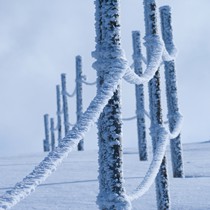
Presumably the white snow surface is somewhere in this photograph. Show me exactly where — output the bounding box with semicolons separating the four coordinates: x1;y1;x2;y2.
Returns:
0;142;210;210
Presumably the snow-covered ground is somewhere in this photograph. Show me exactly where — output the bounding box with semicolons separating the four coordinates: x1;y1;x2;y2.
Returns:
0;141;209;210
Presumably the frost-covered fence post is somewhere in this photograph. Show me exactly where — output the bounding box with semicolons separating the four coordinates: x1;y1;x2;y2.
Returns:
61;73;70;136
132;31;148;161
43;114;50;152
50;118;55;151
76;55;84;151
56;85;62;143
160;6;184;178
144;0;170;209
93;0;131;209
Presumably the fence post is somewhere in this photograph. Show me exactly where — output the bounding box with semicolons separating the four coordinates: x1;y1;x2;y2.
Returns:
132;31;148;161
43;114;50;152
160;6;184;178
56;85;62;143
76;55;84;151
50;118;55;151
94;0;131;209
61;74;70;136
143;0;170;209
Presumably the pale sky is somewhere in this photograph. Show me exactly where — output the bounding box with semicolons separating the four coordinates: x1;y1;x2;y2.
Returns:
0;0;210;156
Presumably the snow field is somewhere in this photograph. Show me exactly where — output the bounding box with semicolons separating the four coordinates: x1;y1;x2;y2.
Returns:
0;142;209;210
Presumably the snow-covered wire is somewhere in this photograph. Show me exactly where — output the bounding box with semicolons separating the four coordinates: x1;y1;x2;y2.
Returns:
68;122;75;127
77;75;97;86
0;48;128;210
132;54;147;66
130;63;134;69
122;115;137;121
0;25;180;210
127;114;182;201
123;35;177;86
82;80;97;86
141;54;147;65
122;109;149;121
126;113;182;201
128;126;168;201
144;109;151;119
123;35;164;85
62;87;76;98
167;112;183;139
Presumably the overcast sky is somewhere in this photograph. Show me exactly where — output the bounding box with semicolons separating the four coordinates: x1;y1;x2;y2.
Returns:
0;0;210;156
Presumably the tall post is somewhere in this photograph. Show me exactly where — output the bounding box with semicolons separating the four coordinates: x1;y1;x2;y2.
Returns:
76;55;84;151
143;0;170;209
61;73;70;136
50;118;55;151
56;85;62;143
160;6;184;178
94;0;131;209
43;114;50;152
132;31;148;161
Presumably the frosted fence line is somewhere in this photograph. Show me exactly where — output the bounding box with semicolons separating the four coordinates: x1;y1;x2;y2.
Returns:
0;38;177;209
0;49;128;209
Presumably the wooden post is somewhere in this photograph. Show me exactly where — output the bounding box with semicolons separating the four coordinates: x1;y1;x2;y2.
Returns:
50;118;55;151
43;114;50;152
61;74;70;136
160;6;184;178
76;55;84;151
132;31;148;161
56;85;62;143
94;0;131;209
143;0;170;209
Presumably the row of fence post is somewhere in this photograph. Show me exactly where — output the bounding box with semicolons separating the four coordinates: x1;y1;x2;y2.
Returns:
42;10;183;182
